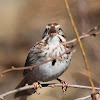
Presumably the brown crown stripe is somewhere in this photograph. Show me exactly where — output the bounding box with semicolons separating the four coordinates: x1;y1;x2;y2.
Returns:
47;23;59;27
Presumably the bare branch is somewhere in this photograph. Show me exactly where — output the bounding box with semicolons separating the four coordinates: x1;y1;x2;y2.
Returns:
0;83;100;99
63;24;100;50
75;91;100;100
0;49;74;77
0;30;100;77
64;31;100;45
86;24;100;34
75;95;91;100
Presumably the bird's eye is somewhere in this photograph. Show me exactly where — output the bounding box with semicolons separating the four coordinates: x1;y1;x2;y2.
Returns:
59;28;61;30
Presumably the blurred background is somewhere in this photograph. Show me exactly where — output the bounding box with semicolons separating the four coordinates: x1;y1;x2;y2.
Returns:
0;0;100;100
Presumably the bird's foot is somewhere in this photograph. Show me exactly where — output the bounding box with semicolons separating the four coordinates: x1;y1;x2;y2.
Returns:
33;82;42;94
57;78;68;93
61;81;68;93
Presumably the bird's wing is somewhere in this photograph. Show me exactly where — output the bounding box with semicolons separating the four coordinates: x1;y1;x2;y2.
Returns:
23;41;44;76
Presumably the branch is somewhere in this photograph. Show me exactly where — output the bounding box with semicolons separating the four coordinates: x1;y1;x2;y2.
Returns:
64;24;100;49
75;95;91;100
86;24;100;34
0;83;100;99
64;31;100;45
75;91;100;100
0;49;74;77
0;30;100;77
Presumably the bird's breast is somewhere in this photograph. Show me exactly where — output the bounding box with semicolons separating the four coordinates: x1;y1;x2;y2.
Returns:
32;43;71;82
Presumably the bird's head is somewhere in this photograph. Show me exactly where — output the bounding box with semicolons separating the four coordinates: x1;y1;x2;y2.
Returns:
42;23;66;42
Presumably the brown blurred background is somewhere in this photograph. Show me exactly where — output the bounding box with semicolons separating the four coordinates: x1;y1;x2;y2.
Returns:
0;0;100;100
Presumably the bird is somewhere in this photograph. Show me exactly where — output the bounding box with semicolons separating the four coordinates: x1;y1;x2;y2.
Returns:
14;23;71;100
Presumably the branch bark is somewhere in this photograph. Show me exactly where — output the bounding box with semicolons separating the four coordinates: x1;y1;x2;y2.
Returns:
0;83;100;100
75;91;100;100
0;30;100;77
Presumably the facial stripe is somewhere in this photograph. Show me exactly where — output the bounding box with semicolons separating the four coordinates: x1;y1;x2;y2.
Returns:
55;24;61;28
46;25;50;29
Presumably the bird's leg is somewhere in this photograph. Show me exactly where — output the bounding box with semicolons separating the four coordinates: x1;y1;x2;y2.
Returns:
57;78;68;93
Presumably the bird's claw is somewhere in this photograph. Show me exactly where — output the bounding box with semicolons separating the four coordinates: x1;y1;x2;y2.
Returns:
57;78;68;93
61;81;68;93
33;82;42;91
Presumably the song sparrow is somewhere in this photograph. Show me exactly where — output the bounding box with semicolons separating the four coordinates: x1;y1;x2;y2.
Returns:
14;23;71;100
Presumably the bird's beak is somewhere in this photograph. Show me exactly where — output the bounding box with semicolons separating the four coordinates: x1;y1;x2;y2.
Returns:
48;26;57;34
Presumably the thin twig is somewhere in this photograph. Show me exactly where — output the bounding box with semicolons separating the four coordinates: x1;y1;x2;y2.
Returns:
63;31;100;45
75;95;91;100
0;83;100;99
86;24;100;34
64;0;95;92
0;31;100;77
75;91;100;100
0;49;74;77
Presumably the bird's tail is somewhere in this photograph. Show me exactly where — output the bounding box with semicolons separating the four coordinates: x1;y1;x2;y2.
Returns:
14;75;35;100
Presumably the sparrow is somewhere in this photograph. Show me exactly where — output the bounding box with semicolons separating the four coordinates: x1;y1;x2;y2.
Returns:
14;23;71;100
